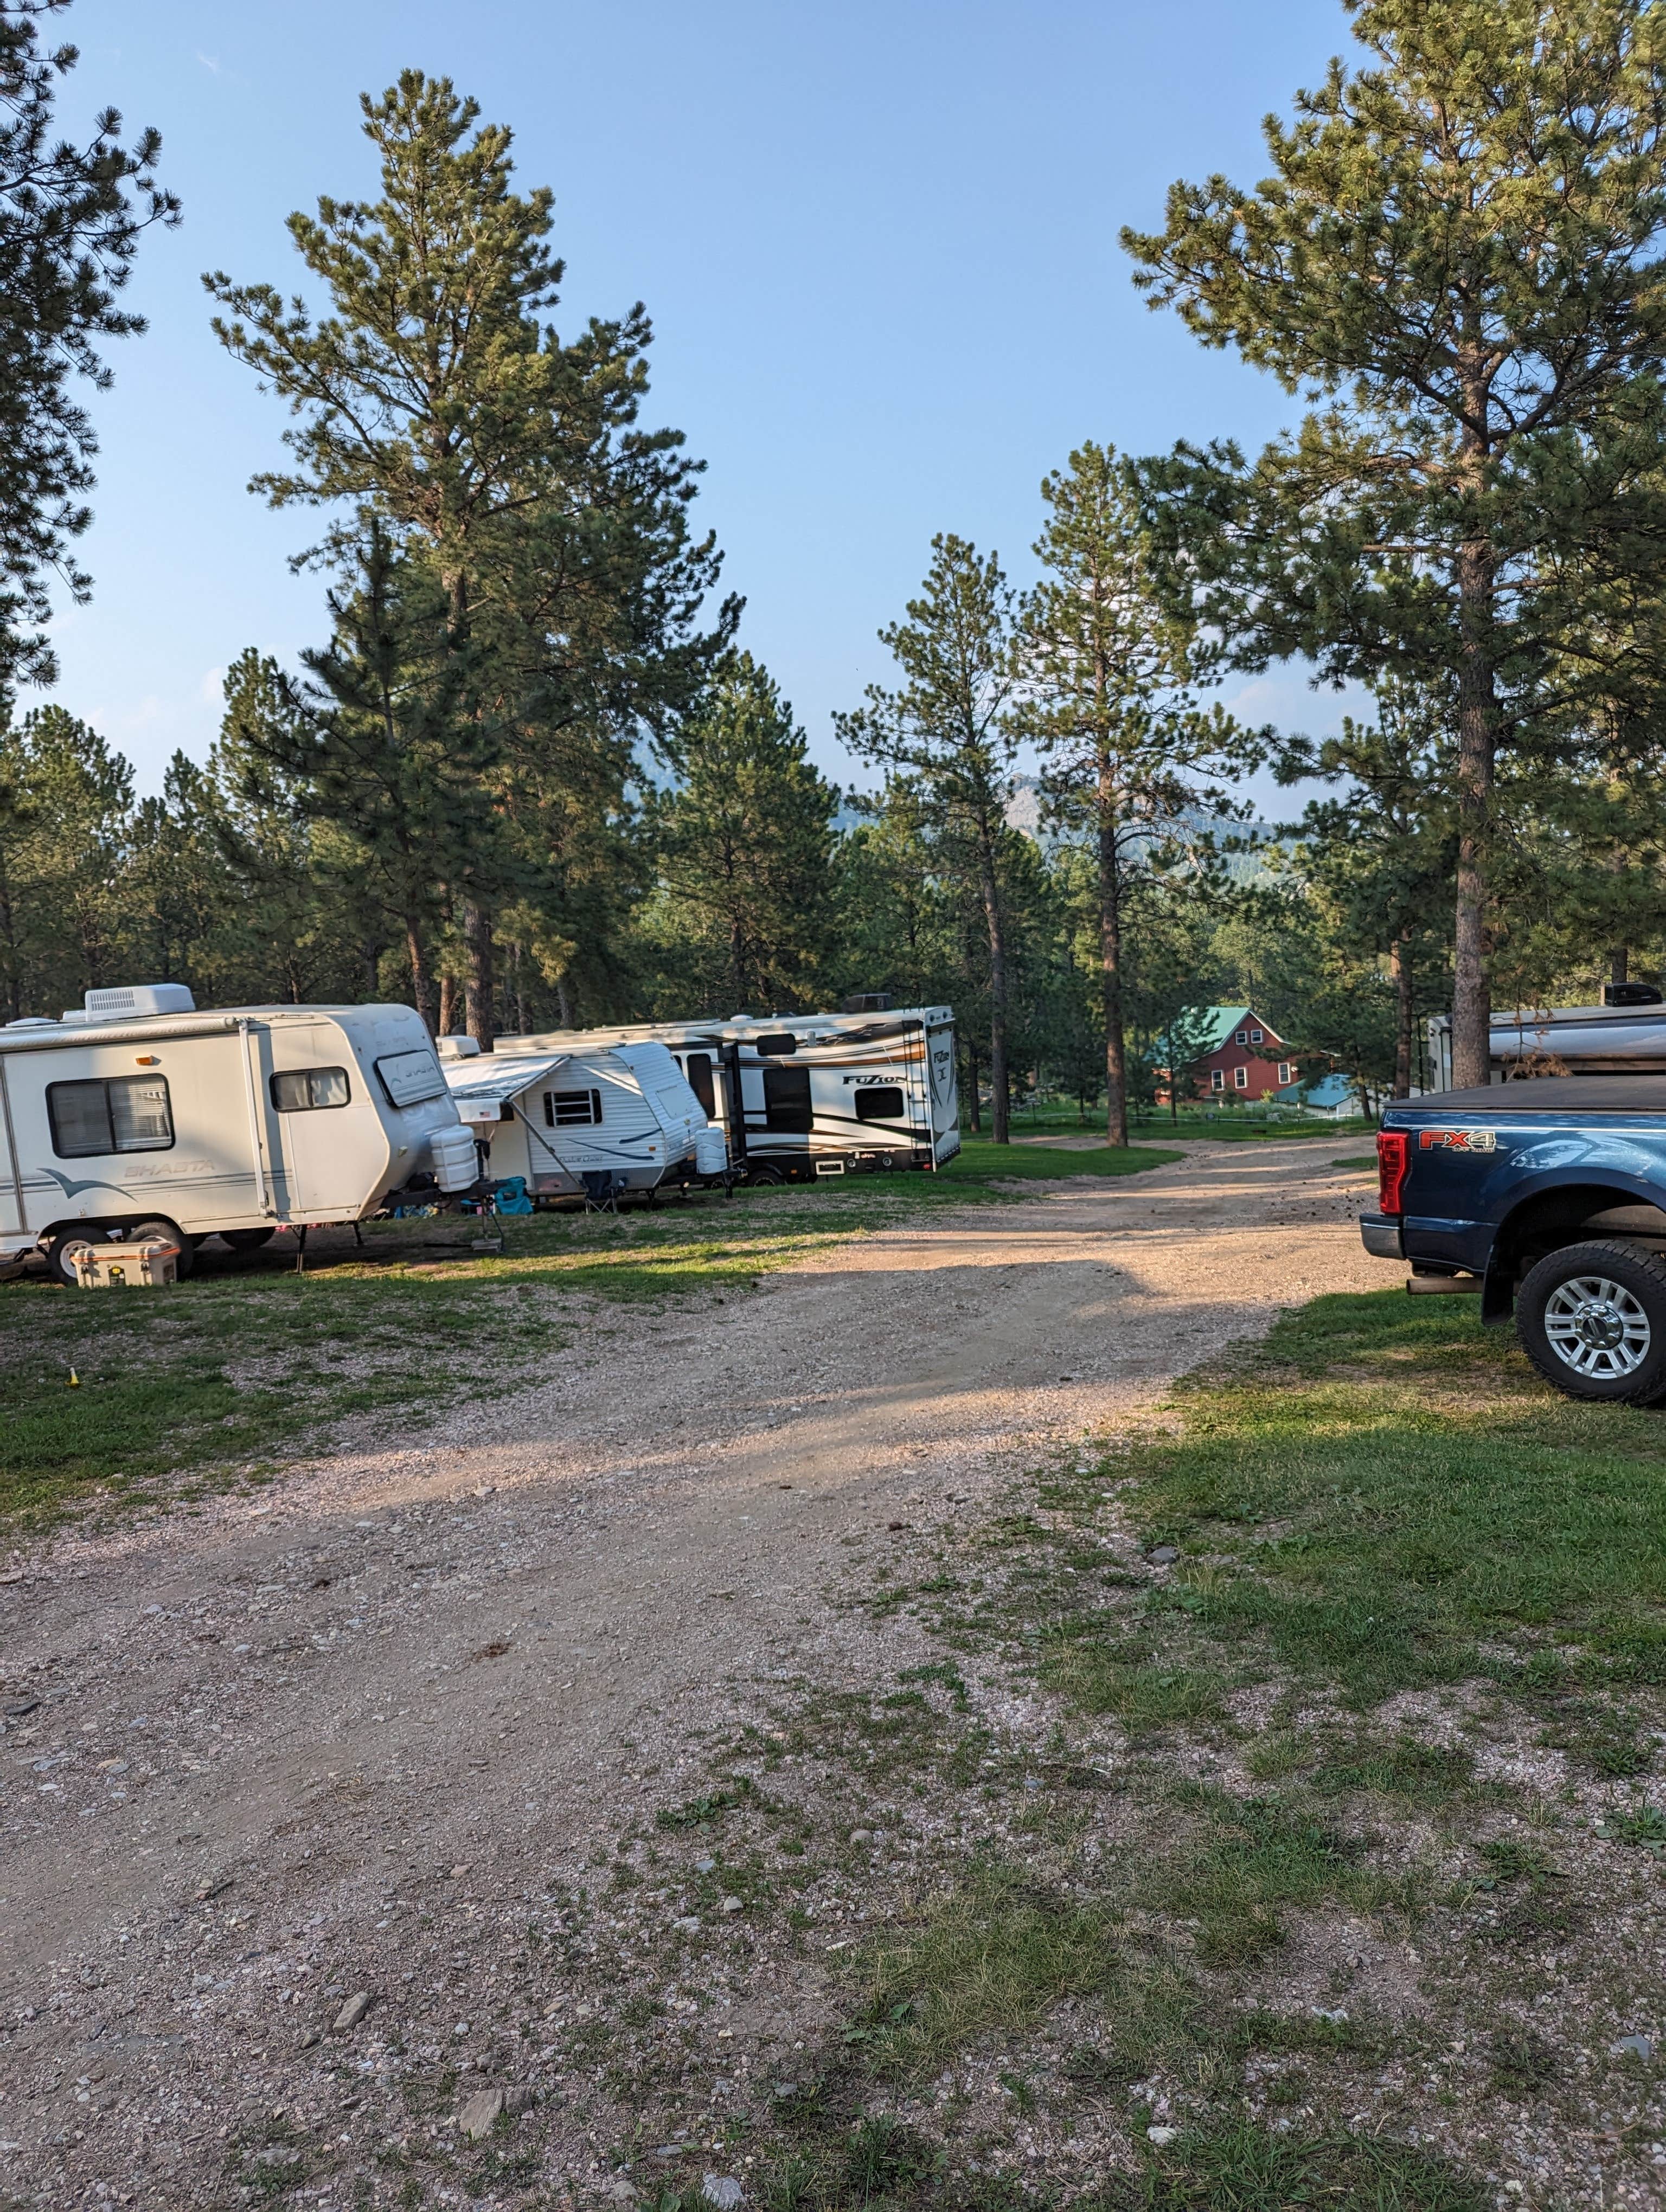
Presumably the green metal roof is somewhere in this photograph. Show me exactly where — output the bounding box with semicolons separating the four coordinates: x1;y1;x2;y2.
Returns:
1187;1006;1253;1052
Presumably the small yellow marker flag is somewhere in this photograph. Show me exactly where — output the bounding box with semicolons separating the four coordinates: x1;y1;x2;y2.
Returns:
67;1368;79;1387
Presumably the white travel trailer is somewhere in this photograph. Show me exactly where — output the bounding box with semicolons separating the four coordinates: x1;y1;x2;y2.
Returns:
0;985;478;1282
505;1007;960;1183
439;1036;726;1201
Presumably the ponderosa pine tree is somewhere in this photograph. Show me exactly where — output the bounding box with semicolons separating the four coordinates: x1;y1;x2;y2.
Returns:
205;72;732;1043
653;651;839;1014
1279;680;1456;1097
1124;0;1666;1086
1020;442;1257;1143
0;0;177;686
216;536;486;1036
837;536;1021;1141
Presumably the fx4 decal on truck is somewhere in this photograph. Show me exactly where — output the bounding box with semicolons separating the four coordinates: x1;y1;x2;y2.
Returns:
1418;1128;1497;1152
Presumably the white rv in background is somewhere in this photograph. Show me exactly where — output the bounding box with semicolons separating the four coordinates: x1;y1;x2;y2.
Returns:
505;1007;959;1182
0;985;477;1282
439;1036;725;1199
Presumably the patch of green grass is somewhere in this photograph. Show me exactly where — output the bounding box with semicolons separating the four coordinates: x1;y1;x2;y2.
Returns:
1330;1154;1378;1169
1149;1786;1403;1968
855;1864;1121;2072
1107;1292;1666;1707
1138;2121;1485;2211
1038;1624;1226;1736
1247;1729;1476;1804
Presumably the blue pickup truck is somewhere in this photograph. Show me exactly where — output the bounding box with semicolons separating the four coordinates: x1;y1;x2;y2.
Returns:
1361;1077;1666;1404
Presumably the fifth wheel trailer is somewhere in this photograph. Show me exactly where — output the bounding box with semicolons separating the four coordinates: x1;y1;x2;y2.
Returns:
499;1008;960;1182
0;985;478;1282
1426;997;1666;1086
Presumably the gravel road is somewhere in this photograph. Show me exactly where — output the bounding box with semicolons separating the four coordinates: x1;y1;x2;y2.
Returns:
0;1139;1381;2205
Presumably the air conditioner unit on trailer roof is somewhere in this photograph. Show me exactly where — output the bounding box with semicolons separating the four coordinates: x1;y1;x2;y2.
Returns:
79;983;197;1021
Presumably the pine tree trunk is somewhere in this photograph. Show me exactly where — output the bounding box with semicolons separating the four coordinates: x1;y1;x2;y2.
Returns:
405;918;435;1035
1392;934;1414;1099
1098;798;1127;1147
966;1045;982;1132
438;974;457;1037
1452;486;1496;1089
0;848;17;1024
978;828;1010;1144
1612;946;1630;988
555;973;573;1027
464;902;495;1049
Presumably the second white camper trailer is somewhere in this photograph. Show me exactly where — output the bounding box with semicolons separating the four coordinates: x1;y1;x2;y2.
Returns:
502;1007;959;1183
0;986;478;1281
439;1036;724;1200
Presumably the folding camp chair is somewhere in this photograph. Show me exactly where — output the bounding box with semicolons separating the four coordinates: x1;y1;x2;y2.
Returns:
580;1170;629;1214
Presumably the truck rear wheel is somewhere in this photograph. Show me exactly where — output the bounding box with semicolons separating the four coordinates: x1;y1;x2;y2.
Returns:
1516;1239;1666;1404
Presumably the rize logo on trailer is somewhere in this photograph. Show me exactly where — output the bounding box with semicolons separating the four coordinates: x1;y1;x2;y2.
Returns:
1418;1128;1497;1152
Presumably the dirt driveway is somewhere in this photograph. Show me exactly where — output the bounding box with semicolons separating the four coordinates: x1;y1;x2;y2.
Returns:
0;1140;1381;2203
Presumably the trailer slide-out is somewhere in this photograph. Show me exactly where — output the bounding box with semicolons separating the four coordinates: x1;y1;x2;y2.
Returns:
502;1008;959;1183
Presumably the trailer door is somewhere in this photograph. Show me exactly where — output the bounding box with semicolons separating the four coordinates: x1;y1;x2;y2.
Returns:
269;1023;366;1218
0;1055;23;1236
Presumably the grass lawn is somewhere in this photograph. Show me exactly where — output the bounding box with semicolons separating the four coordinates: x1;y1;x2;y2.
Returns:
0;1135;1180;1532
671;1290;1666;2205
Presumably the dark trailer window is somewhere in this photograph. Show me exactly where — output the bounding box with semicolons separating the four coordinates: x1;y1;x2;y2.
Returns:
544;1089;603;1127
684;1051;716;1117
854;1085;906;1123
762;1065;812;1132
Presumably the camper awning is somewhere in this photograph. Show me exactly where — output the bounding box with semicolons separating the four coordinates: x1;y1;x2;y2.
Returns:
444;1054;568;1115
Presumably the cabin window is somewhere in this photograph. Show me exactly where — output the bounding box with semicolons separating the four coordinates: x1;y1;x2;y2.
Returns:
762;1064;813;1131
270;1067;350;1112
1277;1062;1292;1085
1250;1027;1264;1044
1233;1065;1249;1090
375;1049;445;1107
684;1051;716;1117
1210;1068;1225;1091
543;1088;603;1127
1234;1029;1248;1045
48;1074;174;1157
854;1085;905;1123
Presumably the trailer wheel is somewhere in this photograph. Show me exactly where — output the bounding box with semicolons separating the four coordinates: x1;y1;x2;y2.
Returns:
128;1217;194;1279
46;1227;101;1286
746;1163;784;1187
1517;1239;1666;1404
220;1226;275;1256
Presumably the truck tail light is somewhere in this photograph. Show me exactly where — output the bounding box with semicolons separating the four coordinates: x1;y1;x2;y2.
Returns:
1377;1129;1408;1214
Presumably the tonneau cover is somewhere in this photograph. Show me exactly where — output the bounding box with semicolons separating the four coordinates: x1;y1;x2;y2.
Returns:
1391;1077;1666;1116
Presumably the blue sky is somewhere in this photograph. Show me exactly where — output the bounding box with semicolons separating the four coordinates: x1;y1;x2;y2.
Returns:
47;0;1363;808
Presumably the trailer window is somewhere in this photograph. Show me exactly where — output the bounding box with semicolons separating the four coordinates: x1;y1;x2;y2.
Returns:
270;1067;350;1112
854;1084;905;1122
762;1065;813;1131
684;1051;716;1117
543;1089;603;1127
375;1049;445;1107
48;1074;174;1158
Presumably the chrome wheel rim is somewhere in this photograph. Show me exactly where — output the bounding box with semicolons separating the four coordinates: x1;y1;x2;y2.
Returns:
1542;1275;1651;1378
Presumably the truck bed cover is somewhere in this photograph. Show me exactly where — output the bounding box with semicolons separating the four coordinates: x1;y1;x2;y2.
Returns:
1397;1078;1666;1115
